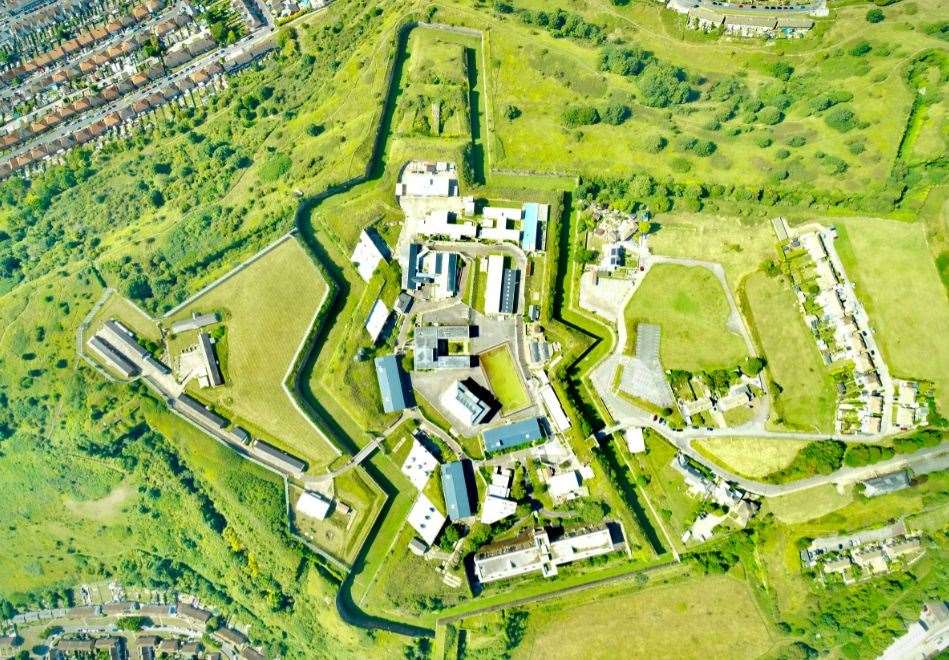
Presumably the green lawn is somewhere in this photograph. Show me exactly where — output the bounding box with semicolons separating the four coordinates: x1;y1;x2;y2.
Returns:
835;217;949;412
694;437;808;479
166;237;337;472
743;271;837;432
511;575;774;660
480;344;530;413
624;264;747;371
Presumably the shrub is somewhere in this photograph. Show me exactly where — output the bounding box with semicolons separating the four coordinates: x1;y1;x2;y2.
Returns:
562;105;601;127
645;134;668;153
786;135;807;147
866;8;884;23
670;157;692;173
824;106;858;132
775;148;790;159
754;134;773;148
677;135;716;156
638;62;693;108
599;44;652;76
849;40;872;56
770;61;794;81
602;102;632;125
758;107;784;125
494;0;513;13
504;104;521;120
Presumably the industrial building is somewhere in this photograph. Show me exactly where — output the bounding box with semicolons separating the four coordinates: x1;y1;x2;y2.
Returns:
395;161;457;197
197;332;223;387
442;380;491;426
473;524;627;583
482;417;544;453
520;202;547;252
441;460;475;521
170;312;219;334
87;335;139;378
253;440;306;476
296;491;332;520
400;438;439;490
174;394;228;429
413;325;471;370
374;355;412;413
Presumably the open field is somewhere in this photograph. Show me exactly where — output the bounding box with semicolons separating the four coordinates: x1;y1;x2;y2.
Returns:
512;574;774;660
742;271;837;432
167;237;335;471
694;437;808;479
764;484;855;525
624;264;747;371
480;344;530;413
834;217;949;412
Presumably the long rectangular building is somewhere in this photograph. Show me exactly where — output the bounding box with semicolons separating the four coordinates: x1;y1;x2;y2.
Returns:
253;440;306;475
198;332;223;387
103;319;150;359
482;417;544;453
88;335;139;378
174;394;227;429
170;312;219;334
441;460;474;521
484;255;504;315
375;355;412;413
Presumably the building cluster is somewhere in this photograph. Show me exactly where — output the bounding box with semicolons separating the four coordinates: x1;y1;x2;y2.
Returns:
801;519;924;584
472;524;629;584
0;0;278;180
3;594;264;660
672;453;759;542
666;0;816;38
787;227;927;436
85;316;309;479
880;600;949;660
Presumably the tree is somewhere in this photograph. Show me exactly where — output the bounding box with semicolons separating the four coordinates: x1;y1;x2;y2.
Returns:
770;61;794;81
644;134;667;153
602;102;632;125
638;63;692;108
125;276;153;300
116;616;152;631
562;105;601;127
866;8;884;22
504;104;521;120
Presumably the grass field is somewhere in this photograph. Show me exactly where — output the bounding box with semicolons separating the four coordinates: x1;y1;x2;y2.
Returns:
764;484;855;525
624;264;747;371
512;575;774;660
167;237;336;471
694;437;808;479
480;344;530;413
835;217;949;412
742;271;837;432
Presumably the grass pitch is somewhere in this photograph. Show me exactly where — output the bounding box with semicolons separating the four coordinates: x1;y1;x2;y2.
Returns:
480;344;530;413
167;237;336;471
624;263;747;371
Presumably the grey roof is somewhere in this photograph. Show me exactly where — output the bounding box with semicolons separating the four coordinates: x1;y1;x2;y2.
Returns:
232;426;251;443
402;243;422;290
413;326;471;370
375;355;411;412
174;395;228;429
198;332;223;386
453;381;490;424
500;268;519;314
394;292;413;314
177;602;211;622
483;417;544;453
241;648;266;660
441;460;474;520
170;312;219;334
253;441;306;475
88;335;139;378
862;471;911;497
104;319;150;358
215;628;248;646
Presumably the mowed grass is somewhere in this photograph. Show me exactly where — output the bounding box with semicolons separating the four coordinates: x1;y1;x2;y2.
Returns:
694;437;807;478
513;575;773;660
624;264;747;371
480;344;530;413
743;271;836;432
167;237;336;471
834;217;949;412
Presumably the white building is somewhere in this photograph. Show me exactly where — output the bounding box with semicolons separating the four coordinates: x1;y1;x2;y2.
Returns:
407;493;446;546
547;470;583;501
365;299;390;343
395;161;456;197
481;495;517;525
539;383;571;433
296;491;332;520
625;426;645;454
350;230;388;282
418;210;476;240
401;439;439;491
484;254;504;315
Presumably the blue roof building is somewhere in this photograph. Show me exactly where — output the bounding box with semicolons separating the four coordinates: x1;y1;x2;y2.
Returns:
374;355;411;413
483;417;544;453
520;202;546;252
441;460;474;521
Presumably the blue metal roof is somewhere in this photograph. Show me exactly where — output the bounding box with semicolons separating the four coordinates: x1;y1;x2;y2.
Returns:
441;460;474;520
521;203;540;252
374;355;410;413
482;417;544;453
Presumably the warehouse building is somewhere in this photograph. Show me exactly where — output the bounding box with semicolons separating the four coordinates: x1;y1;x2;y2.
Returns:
442;460;475;521
198;332;223;387
296;491;332;519
413;325;471;370
87;335;139;378
170;312;219;334
253;440;306;476
174;394;227;429
482;417;544;453
374;355;413;413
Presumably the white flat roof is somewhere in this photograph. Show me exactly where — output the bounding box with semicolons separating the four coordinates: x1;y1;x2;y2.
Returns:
484;255;504;315
540;384;571;433
548;471;581;499
407;493;446;546
351;230;386;282
296;491;331;520
625;426;645;454
480;495;517;525
365;299;389;343
400;440;439;491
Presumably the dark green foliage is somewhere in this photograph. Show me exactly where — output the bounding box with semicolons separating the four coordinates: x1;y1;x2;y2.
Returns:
924;21;949;41
677;135;717;157
893;429;943;453
645;134;668;153
742;356;766;376
125;275;153;301
259;153;292;182
518;8;605;44
562;105;601;127
849;40;872;57
638;62;693;107
866;8;885;23
759;107;784;125
825;106;858;132
787;135;807;147
843;443;895;467
808;90;854;113
755;134;773;148
766;441;846;482
599;45;653;76
770;61;794;81
306;123;325;136
504;104;521;120
116;616;152;631
494;0;514;13
602;102;632;125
